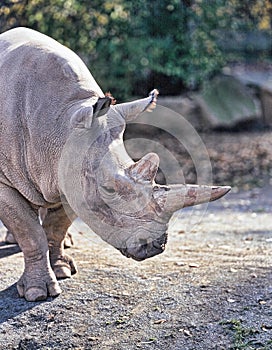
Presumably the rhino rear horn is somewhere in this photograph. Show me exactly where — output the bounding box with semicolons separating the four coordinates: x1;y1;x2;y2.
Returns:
128;153;159;182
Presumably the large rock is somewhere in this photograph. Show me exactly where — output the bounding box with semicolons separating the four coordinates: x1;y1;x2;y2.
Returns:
228;64;272;126
260;87;272;125
195;75;260;128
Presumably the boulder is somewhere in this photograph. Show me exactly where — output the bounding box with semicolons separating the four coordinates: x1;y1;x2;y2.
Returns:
224;63;272;125
195;75;260;129
260;87;272;125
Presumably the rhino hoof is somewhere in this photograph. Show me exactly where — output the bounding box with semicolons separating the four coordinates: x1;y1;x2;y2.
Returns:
25;287;48;302
17;278;61;301
51;254;77;279
54;265;72;279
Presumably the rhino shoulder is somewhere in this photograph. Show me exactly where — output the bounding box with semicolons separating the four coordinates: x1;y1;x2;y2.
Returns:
0;27;104;98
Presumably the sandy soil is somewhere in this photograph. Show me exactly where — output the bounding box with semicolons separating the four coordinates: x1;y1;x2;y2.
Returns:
0;132;272;350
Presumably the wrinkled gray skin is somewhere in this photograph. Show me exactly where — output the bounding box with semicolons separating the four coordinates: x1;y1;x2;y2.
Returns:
0;28;230;301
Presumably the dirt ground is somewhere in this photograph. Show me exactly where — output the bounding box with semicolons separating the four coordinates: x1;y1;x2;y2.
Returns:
1;131;272;350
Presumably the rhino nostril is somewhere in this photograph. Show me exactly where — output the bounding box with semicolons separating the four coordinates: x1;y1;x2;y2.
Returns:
151;234;167;250
139;238;148;246
152;240;163;249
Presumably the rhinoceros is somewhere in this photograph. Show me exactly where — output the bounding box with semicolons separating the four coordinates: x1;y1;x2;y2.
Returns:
0;27;230;301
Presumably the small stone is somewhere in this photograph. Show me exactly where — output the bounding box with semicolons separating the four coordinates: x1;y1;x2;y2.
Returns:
121;291;130;296
88;337;97;341
227;298;236;303
178;230;185;234
243;236;253;241
154;319;167;324
179;329;192;337
189;263;200;268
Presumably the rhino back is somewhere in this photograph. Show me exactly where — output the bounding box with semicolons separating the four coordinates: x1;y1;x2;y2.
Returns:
0;27;103;205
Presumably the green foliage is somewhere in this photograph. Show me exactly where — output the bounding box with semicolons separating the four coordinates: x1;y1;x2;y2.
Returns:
0;0;271;99
220;319;272;350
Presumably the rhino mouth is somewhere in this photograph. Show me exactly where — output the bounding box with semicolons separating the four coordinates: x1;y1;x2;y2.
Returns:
119;232;168;261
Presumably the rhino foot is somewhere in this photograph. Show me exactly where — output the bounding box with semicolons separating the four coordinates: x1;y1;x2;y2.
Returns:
50;253;77;279
17;270;61;302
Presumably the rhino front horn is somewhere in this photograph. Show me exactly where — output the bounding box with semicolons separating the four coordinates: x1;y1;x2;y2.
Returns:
154;184;231;214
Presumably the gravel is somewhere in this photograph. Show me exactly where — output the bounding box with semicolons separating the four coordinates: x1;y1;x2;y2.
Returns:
1;130;272;350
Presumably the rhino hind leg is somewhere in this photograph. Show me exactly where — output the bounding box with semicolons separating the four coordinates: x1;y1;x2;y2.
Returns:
42;205;77;279
4;206;74;248
4;230;17;244
0;184;61;301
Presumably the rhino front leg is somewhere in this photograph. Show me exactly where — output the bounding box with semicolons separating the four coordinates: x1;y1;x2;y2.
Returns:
0;184;61;301
42;205;77;279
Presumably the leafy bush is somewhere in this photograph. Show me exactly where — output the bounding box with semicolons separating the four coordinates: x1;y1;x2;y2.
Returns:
0;0;271;99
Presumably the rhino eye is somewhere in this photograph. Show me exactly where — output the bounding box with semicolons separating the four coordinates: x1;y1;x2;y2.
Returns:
101;185;116;195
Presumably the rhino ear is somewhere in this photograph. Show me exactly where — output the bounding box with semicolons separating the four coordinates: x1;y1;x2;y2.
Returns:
70;96;98;130
70;96;113;129
70;104;94;129
128;153;159;182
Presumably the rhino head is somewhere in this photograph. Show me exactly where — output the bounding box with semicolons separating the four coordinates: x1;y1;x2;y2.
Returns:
59;90;230;261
